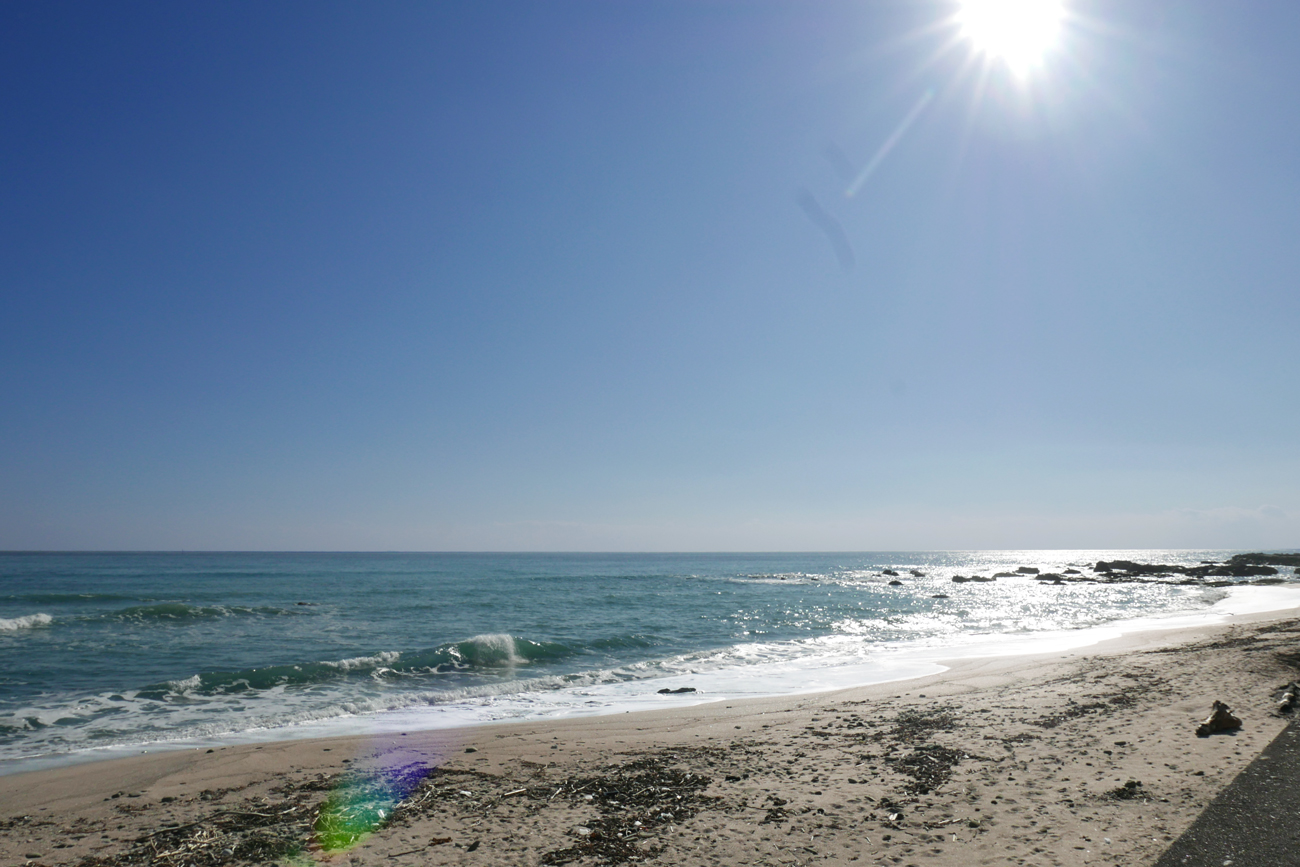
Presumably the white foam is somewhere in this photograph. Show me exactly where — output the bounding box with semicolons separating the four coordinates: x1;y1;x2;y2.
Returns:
166;674;203;691
0;613;52;631
329;651;402;670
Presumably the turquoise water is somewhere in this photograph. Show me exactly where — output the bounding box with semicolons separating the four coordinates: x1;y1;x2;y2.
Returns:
0;550;1289;771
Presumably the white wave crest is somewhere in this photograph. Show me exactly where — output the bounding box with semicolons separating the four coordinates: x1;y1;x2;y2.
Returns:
0;613;53;631
165;675;204;692
467;633;523;664
328;651;402;671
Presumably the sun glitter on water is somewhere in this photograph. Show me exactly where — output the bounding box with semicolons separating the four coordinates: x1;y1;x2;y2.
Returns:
957;0;1063;75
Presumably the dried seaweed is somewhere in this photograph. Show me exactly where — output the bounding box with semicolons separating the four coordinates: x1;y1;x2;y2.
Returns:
887;744;966;796
74;797;318;867
1105;780;1145;801
0;814;58;830
887;707;959;744
538;756;715;865
1031;699;1114;730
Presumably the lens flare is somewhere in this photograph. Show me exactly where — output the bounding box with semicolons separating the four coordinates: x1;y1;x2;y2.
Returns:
313;762;431;852
309;734;460;855
957;0;1063;74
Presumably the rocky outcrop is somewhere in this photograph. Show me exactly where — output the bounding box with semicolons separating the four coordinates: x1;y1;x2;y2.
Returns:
1094;560;1278;579
1229;552;1300;567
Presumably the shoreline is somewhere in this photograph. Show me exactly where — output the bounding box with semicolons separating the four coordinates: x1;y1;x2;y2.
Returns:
5;606;1300;865
6;582;1297;780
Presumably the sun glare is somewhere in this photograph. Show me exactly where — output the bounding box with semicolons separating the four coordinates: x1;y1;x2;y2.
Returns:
957;0;1063;75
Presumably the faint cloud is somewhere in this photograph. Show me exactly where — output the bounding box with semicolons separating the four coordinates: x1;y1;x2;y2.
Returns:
1175;505;1290;523
795;189;855;272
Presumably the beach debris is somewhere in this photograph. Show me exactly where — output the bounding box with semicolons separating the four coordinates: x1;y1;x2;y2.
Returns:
657;687;696;695
1276;682;1299;713
1105;780;1144;800
1195;701;1242;737
389;837;452;857
888;707;958;743
759;794;790;824
887;744;965;796
539;755;715;864
1032;693;1138;730
877;797;905;822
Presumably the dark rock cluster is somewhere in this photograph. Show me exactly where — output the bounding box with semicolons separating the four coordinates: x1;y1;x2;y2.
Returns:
1094;560;1278;578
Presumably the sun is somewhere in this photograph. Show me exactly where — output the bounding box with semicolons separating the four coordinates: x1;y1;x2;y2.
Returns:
957;0;1063;75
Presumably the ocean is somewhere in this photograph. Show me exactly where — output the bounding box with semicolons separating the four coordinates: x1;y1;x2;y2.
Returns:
2;550;1297;775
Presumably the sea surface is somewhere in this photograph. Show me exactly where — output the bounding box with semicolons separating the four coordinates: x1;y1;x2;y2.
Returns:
2;550;1298;774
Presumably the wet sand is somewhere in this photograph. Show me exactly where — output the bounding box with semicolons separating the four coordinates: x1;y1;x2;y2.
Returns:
4;610;1300;867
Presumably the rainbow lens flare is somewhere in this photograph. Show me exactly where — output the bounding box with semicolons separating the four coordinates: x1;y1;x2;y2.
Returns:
312;760;432;852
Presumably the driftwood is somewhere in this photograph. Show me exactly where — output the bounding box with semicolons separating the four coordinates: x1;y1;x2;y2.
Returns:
1195;700;1242;737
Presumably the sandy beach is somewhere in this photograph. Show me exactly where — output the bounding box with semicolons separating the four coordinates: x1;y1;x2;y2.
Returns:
4;610;1299;867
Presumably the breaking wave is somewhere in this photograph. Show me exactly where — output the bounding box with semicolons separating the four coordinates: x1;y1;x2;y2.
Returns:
0;613;52;632
137;634;576;699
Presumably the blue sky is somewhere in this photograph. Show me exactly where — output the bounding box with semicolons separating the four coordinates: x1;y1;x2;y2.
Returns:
2;1;1297;551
